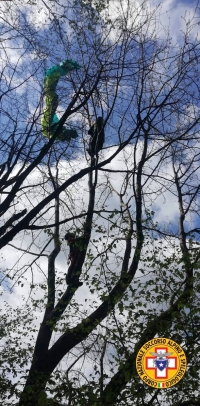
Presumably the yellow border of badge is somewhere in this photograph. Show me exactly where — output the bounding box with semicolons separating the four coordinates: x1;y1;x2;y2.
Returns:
136;338;187;388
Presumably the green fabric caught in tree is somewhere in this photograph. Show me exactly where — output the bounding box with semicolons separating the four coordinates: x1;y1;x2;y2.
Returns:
41;60;81;141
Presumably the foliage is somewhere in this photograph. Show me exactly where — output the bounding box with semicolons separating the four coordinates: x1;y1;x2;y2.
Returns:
0;0;200;405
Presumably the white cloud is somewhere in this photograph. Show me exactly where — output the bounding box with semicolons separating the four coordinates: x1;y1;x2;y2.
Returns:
0;142;199;402
103;0;199;45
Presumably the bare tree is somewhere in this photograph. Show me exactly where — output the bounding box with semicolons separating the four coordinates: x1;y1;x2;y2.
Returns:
0;1;200;405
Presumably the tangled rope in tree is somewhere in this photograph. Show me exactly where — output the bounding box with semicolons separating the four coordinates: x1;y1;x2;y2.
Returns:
41;60;81;141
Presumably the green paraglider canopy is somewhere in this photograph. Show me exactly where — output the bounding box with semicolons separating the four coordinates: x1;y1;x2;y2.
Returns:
41;60;81;141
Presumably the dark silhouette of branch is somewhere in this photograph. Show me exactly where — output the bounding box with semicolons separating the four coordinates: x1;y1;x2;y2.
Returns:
0;209;27;237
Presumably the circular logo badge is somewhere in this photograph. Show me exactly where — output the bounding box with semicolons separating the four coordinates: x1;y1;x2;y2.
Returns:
136;338;187;388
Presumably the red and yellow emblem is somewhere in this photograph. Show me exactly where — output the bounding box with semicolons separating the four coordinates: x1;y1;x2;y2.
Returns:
136;338;187;388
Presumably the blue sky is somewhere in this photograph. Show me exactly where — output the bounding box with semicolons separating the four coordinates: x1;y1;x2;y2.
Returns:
0;0;199;287
0;1;200;402
0;0;199;243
